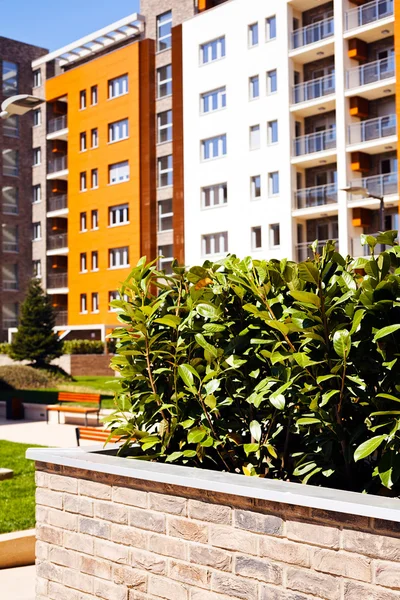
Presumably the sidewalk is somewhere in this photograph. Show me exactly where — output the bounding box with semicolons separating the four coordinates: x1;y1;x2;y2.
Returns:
0;417;100;448
0;565;35;600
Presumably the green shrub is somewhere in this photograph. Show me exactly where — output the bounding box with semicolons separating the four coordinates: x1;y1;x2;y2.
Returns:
0;366;53;390
0;342;10;355
62;340;104;355
107;233;400;496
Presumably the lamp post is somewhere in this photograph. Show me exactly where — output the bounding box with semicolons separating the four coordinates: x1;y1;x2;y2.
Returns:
1;94;45;119
341;184;385;252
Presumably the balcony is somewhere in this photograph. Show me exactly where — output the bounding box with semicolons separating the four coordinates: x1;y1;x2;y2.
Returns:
54;310;68;326
297;239;339;262
3;165;18;177
346;57;395;99
47;115;68;141
2;318;17;329
348;172;398;203
47;156;68;181
47;273;68;290
47;194;68;216
291;73;335;116
292;128;336;167
47;233;68;255
294;183;338;211
345;0;394;42
2;242;18;253
290;18;334;64
2;203;18;215
347;114;397;154
2;280;18;291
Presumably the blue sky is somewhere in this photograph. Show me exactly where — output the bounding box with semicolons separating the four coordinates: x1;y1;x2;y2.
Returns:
1;0;141;51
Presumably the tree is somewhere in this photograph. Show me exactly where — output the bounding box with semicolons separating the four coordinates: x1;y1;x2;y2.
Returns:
9;279;62;367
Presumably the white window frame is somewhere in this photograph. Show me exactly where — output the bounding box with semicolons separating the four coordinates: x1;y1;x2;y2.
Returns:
32;184;41;204
80;90;86;110
157;65;172;98
33;222;41;241
157;110;172;144
267;69;278;94
91;168;98;189
109;161;130;185
266;15;277;41
33;109;41;127
158;155;173;188
251;226;262;251
268;120;278;144
158;244;174;274
201;232;228;257
108;75;128;99
91;292;99;313
33;147;41;166
91;210;99;230
91;85;98;106
200;37;226;65
201;135;227;161
33;259;42;279
269;172;280;196
250;125;261;150
80;132;87;152
158;199;173;232
80;171;87;192
269;223;280;248
80;252;87;273
108;118;129;143
201;87;226;114
80;212;87;232
80;293;87;314
33;69;41;88
91;251;99;272
249;76;260;100
91;128;98;148
248;23;259;47
157;11;172;52
201;183;228;209
109;247;129;269
251;176;261;201
109;204;129;227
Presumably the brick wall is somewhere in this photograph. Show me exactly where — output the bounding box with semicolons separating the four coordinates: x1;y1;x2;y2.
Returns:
34;462;400;600
70;354;114;377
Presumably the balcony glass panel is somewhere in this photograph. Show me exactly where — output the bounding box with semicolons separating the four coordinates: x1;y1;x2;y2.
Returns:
48;233;68;250
48;115;67;133
48;195;67;212
54;310;68;326
297;239;338;262
294;128;336;157
348;114;396;145
48;156;67;173
347;56;395;89
293;73;335;104
345;0;394;31
350;172;398;199
291;18;334;50
48;273;68;288
295;183;337;209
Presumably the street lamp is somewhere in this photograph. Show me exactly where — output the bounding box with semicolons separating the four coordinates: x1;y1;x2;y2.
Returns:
341;184;385;252
0;94;45;119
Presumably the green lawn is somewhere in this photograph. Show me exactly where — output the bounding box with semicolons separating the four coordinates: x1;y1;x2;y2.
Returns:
0;440;44;534
70;376;115;393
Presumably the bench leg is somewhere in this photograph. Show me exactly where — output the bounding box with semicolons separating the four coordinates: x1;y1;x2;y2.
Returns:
58;411;60;424
97;411;100;425
85;414;88;427
46;410;48;424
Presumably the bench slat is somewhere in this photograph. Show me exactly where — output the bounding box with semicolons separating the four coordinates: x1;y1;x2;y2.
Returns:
76;426;121;444
47;406;99;414
58;392;100;403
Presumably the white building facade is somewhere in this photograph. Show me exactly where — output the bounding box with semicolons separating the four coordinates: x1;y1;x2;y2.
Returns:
182;0;398;265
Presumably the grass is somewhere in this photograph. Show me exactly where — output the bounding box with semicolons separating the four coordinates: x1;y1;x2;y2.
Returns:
69;376;115;393
0;440;44;534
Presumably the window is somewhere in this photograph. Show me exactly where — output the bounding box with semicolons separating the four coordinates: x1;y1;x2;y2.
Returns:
251;226;262;250
33;109;41;127
109;290;119;311
33;148;41;166
80;294;87;313
269;223;280;248
266;16;277;41
202;183;227;208
158;199;173;231
251;176;261;200
157;110;172;143
249;23;259;47
91;169;98;189
250;125;261;150
108;74;128;99
2;60;18;95
109;247;129;269
91;128;98;148
2;149;18;177
201;87;226;114
202;232;228;256
2;264;18;290
91;293;99;313
80;252;87;273
157;11;172;51
91;210;99;230
2;186;18;214
158;155;173;187
269;172;280;196
80;172;87;191
3;225;18;252
249;76;259;100
157;65;172;98
4;115;18;137
109;118;129;143
109;204;129;226
32;185;41;204
109;161;129;184
268;120;278;144
201;37;226;64
202;135;227;161
80;132;87;151
91;251;98;271
33;260;42;279
80;90;86;109
33;69;41;88
80;212;87;232
158;245;174;274
91;85;98;105
33;222;41;241
267;70;277;94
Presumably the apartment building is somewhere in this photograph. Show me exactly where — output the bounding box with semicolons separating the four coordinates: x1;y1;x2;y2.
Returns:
182;0;399;265
0;37;47;341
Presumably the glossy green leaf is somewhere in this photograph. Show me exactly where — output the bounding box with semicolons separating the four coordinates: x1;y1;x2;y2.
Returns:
373;324;400;342
333;330;351;359
354;435;387;462
250;420;262;442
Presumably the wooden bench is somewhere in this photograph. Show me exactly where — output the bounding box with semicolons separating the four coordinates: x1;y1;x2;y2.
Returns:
46;392;101;426
75;426;122;446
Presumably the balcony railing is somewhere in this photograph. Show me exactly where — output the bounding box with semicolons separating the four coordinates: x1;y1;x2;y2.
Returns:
48;115;67;133
2;203;18;215
48;194;67;212
48;273;68;288
347;56;395;89
291;18;334;50
2;318;17;329
295;183;338;210
54;310;68;326
297;238;339;262
3;123;19;138
345;0;394;31
48;233;68;250
3;165;18;177
293;73;335;104
48;156;67;174
293;128;336;157
2;242;18;252
348;114;397;145
3;280;18;291
350;172;398;199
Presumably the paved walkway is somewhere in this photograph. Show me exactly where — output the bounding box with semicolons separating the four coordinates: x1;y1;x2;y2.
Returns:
0;417;101;447
0;564;35;600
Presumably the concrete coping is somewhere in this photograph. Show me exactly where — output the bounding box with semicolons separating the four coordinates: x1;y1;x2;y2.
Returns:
26;446;400;523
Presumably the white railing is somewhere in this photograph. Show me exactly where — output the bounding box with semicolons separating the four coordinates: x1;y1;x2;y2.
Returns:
345;0;394;31
348;114;396;145
295;183;337;210
293;73;335;104
48;115;67;133
48;156;67;173
291;18;334;50
347;56;395;89
293;127;336;157
297;239;339;262
349;172;398;199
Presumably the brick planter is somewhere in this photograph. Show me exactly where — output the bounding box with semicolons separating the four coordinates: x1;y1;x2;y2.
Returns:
27;448;400;600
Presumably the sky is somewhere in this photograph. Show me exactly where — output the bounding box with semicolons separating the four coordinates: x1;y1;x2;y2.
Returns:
0;0;141;51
